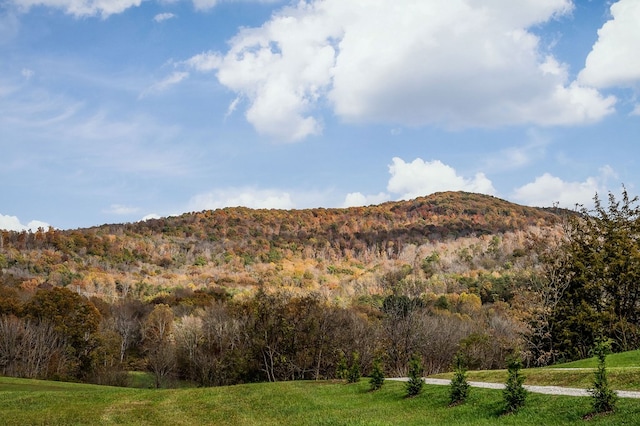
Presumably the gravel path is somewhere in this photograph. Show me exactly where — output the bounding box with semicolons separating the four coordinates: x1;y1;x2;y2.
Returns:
389;378;640;399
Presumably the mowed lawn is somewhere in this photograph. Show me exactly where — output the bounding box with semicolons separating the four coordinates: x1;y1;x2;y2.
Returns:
2;375;640;425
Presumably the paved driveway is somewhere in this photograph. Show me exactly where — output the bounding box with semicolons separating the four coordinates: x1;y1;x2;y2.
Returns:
389;377;640;399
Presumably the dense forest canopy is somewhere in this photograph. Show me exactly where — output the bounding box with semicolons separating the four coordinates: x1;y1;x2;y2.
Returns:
1;191;638;388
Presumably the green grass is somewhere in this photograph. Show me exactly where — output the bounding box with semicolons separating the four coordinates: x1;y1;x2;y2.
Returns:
2;376;640;425
549;349;640;369
432;349;640;391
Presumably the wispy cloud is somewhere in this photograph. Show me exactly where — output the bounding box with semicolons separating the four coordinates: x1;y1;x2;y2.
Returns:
483;130;550;173
139;71;189;98
153;12;176;23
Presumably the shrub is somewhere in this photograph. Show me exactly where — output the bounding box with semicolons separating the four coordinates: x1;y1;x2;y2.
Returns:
449;353;470;406
405;354;424;397
503;356;527;414
336;352;348;381
369;358;385;391
347;352;361;383
589;340;617;414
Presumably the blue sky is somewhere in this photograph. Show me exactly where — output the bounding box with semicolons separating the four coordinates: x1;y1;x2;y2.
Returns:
1;0;639;231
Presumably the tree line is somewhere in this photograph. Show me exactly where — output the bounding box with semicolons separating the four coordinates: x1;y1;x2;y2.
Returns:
0;284;520;388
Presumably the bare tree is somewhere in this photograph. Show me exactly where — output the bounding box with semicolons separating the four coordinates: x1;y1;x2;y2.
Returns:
142;304;176;388
0;315;67;379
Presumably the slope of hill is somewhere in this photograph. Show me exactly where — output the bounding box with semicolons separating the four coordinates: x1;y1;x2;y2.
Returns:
0;191;562;300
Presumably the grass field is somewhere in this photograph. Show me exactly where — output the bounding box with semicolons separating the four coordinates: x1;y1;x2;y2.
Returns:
2;375;640;425
1;350;639;425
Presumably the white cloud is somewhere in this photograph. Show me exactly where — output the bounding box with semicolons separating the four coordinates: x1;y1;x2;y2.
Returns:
632;104;640;116
140;71;189;98
188;0;614;141
0;214;50;231
343;192;390;208
184;51;222;72
153;12;175;23
141;213;161;221
512;166;618;208
387;157;497;200
224;96;241;119
0;81;188;178
578;0;640;89
104;204;140;215
189;187;295;210
9;0;145;18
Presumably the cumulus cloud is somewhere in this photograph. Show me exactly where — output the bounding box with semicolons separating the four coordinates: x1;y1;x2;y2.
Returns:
578;0;640;89
387;157;496;200
512;166;617;208
189;187;295;211
153;12;175;23
183;0;614;141
0;214;50;232
343;192;390;208
141;213;161;221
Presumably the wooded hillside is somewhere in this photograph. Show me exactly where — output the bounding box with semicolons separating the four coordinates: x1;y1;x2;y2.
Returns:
0;191;561;301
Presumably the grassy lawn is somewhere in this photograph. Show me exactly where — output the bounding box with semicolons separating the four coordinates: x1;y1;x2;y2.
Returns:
2;376;640;425
432;349;640;391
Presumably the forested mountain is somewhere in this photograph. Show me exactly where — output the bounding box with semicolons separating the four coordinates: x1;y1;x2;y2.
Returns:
1;191;579;387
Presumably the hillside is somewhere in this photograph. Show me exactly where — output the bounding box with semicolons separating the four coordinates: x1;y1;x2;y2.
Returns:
0;191;562;301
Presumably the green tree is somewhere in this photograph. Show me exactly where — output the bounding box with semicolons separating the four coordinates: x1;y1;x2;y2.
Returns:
369;358;385;391
405;353;423;397
543;189;640;360
503;356;527;414
589;340;617;414
449;353;470;406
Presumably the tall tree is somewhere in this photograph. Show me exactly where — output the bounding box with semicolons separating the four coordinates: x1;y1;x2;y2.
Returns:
24;287;101;378
544;189;640;360
142;304;176;388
